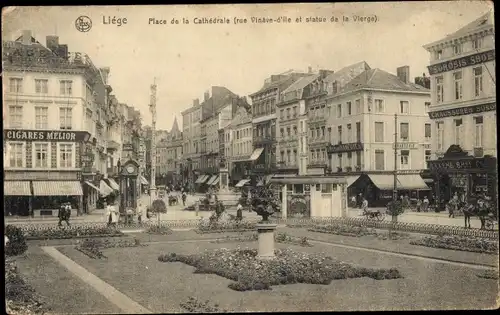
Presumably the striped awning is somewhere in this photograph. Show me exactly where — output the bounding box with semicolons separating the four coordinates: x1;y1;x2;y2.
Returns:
209;176;220;186
84;181;101;193
206;175;218;185
139;176;149;185
397;174;430;190
345;175;361;187
367;174;399;191
32;181;83;196
195;175;208;184
107;178;120;190
4;181;31;196
249;148;264;161
99;180;114;197
235;179;251;187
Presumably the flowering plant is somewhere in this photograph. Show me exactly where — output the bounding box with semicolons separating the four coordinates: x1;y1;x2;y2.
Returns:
249;185;280;222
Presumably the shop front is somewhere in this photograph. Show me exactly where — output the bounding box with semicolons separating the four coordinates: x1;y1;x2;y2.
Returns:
427;145;497;210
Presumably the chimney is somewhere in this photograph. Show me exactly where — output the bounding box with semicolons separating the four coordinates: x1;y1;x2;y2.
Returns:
204;90;210;101
193;98;199;107
56;44;68;59
397;66;410;84
22;30;32;45
46;35;59;52
308;66;313;74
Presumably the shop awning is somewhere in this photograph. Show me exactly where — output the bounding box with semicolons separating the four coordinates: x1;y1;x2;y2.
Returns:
397;174;430;190
249;148;265;161
270;176;347;185
206;175;218;185
139;175;149;185
107;178;120;190
209;176;220;186
367;174;398;190
99;180;114;197
345;176;361;187
235;179;251;187
4;181;31;196
195;175;208;184
32;181;83;196
84;181;102;193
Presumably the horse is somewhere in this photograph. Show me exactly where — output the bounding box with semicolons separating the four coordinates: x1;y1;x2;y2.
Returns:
462;200;491;229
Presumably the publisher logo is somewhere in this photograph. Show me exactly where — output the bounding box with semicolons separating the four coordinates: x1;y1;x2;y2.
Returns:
75;16;92;32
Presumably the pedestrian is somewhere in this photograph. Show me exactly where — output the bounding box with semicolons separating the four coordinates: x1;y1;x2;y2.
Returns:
65;202;72;226
361;197;368;215
182;191;187;206
104;201;112;226
58;202;71;227
137;201;143;224
350;195;356;208
422;196;429;212
236;202;243;221
106;200;118;227
416;198;422;212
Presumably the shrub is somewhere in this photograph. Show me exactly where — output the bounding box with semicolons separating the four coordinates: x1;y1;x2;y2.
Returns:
410;235;498;254
386;200;405;217
5;225;28;256
150;199;167;213
146;225;173;235
180;296;230;313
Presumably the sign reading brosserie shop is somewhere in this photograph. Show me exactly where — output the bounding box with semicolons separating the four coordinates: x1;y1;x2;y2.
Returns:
427;49;495;75
428;102;496;119
4;130;91;142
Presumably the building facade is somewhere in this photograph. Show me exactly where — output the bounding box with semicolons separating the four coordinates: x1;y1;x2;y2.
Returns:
326;66;432;206
229;106;253;185
423;12;496;205
181;98;202;189
166;118;183;186
3;31;118;216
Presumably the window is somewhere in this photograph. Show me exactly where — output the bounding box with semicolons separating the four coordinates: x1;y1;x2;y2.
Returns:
400;150;410;168
337;104;342;118
293;126;297;135
9;78;23;93
311;150;316;161
286;108;290;119
35;107;48;129
35;79;48;94
8;106;23;128
474;116;483;148
400;101;409;114
347;152;352;167
286;127;291;137
425;123;431;141
347;124;352;142
355;99;361;114
425;150;432;162
356;122;361;142
453;71;463;100
400;123;409;141
60;107;72;130
474;67;483;97
59;143;73;168
338;153;343;169
374;122;384;142
337;126;342;143
374;99;384;113
286;150;291;163
356;151;361;167
425;102;431;113
453;44;462;55
347;102;352;115
472;38;482;50
9;143;24;167
375;150;384;170
436;76;444;103
60;80;73;95
436;50;443;60
292;106;297;117
34;143;49;168
454;119;463;146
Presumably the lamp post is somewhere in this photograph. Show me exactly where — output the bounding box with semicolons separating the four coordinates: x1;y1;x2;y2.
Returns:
149;79;158;208
117;158;124;213
393;113;398;202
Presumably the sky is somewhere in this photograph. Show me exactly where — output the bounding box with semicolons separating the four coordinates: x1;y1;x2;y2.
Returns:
2;2;493;131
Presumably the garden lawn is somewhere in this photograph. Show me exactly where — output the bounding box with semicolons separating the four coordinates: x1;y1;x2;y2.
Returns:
56;239;498;312
14;245;123;314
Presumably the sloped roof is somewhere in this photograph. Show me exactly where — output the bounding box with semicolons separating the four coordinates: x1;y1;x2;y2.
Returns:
170;116;180;133
229;106;251;127
324;61;371;84
339;68;429;94
444;11;493;39
281;74;320;95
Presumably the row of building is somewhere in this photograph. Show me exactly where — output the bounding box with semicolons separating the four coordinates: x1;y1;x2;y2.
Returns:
3;31;150;217
153;12;496;208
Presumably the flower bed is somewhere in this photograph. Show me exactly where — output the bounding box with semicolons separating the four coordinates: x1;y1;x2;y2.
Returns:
211;232;312;247
196;221;257;234
476;270;499;280
75;238;145;259
410;235;499;254
180;296;230;313
23;225;124;240
146;225;173;235
5;258;48;315
158;248;402;291
309;224;377;237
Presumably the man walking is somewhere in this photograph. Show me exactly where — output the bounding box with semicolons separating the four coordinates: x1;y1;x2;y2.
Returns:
58;202;71;227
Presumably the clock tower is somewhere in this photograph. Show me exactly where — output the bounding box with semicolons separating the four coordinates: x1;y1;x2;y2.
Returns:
119;159;140;214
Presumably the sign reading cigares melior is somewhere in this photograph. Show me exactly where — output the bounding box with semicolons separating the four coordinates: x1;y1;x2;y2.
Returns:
427;49;495;75
4;129;91;142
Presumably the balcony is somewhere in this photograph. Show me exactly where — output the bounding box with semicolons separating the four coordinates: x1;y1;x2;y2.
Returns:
308;136;329;145
253;135;276;145
277;161;298;170
307;159;328;168
309;114;327;123
278;135;298;144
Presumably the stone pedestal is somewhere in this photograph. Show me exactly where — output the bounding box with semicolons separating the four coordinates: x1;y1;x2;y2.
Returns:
219;167;229;192
257;223;277;259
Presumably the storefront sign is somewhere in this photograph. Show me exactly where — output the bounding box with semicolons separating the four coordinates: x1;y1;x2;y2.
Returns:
393;142;418;150
4;130;90;142
427;49;495;75
428;102;496;119
428;158;486;172
123;143;134;151
327;142;364;154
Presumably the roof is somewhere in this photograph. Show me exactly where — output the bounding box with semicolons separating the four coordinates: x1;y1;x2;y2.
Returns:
251;72;310;96
170;116;180;133
444;11;493;40
229;106;251;127
324;61;371;84
281;74;319;95
339;68;429;94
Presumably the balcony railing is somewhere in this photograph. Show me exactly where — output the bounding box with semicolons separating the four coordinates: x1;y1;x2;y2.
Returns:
308;136;328;144
307;160;328;168
309;114;328;123
253;135;276;144
278;135;298;142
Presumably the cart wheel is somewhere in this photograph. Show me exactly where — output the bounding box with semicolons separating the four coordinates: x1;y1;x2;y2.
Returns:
377;212;386;221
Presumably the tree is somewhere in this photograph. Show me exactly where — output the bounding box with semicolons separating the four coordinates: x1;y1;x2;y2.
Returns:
386;200;404;223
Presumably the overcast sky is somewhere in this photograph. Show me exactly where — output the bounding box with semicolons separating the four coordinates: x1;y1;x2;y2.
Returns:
2;2;493;130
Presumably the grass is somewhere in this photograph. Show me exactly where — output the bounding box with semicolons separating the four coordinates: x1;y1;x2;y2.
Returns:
56;238;499;312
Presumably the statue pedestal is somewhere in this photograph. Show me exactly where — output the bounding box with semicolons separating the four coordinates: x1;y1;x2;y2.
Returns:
256;223;277;259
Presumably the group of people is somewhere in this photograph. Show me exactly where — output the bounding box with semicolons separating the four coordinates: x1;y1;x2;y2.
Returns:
58;202;72;226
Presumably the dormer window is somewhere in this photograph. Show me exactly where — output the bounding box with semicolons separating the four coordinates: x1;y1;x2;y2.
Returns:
436;50;443;60
453;44;462;55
